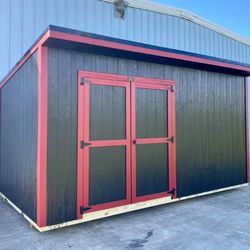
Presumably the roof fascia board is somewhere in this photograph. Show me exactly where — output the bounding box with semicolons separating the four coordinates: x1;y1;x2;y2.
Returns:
1;26;250;87
48;29;250;73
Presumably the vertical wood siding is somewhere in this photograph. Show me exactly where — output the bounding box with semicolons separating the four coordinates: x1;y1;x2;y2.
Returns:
0;53;38;222
1;0;250;81
47;47;246;225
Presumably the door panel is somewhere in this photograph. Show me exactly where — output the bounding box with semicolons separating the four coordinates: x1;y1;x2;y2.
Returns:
131;81;175;203
77;72;176;218
136;143;169;197
78;73;131;216
90;84;126;140
89;146;126;206
136;88;168;138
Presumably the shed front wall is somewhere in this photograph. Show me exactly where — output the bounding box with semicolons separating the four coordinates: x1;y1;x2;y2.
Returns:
0;53;38;222
47;47;246;226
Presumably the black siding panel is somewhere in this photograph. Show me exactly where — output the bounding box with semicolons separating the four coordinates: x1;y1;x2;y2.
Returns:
136;144;169;197
90;84;126;140
0;53;38;222
136;88;168;138
47;48;246;225
89;146;126;205
47;49;78;225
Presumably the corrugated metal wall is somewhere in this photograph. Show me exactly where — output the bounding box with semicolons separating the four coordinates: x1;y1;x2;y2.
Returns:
1;0;250;81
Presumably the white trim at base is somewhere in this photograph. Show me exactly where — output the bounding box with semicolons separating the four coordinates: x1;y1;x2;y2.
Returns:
179;183;248;200
0;183;248;232
0;192;41;232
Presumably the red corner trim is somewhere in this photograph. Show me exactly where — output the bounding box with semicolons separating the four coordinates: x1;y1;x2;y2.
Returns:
0;31;50;89
37;46;48;227
246;77;249;183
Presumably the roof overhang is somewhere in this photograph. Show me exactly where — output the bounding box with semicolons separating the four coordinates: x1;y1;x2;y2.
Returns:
1;25;250;88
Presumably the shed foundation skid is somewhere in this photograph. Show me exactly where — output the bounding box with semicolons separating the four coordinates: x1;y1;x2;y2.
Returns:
1;184;248;232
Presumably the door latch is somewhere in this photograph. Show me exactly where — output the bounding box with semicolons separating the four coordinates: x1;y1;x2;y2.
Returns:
80;141;92;149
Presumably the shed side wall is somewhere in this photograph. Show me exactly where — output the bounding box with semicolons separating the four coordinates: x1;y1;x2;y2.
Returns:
47;47;246;225
0;53;38;222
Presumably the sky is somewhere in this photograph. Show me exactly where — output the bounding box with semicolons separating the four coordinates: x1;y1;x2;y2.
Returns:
151;0;250;40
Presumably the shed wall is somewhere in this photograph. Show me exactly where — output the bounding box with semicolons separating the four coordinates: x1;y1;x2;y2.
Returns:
1;0;250;81
0;53;38;222
47;47;246;225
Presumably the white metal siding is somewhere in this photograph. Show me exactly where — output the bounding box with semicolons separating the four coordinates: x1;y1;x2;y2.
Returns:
0;0;250;80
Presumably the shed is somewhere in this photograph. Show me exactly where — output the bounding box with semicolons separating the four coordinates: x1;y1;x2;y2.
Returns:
0;2;250;232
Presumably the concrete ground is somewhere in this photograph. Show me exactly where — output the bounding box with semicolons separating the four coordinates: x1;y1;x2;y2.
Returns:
0;186;250;250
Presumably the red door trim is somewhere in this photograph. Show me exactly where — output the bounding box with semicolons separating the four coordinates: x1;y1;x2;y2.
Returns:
169;85;177;198
131;81;176;203
36;46;48;227
134;77;175;86
82;82;90;212
245;77;249;183
131;79;136;203
135;138;172;144
77;71;177;218
79;71;129;81
77;72;84;219
77;71;132;216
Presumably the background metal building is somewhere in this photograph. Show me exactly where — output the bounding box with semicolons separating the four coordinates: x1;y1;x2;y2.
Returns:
1;0;250;81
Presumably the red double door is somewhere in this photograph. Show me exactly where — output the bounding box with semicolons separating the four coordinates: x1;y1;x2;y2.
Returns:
77;71;176;218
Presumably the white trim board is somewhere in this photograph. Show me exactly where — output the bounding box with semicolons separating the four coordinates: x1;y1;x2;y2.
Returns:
1;183;248;232
102;0;250;47
0;192;41;232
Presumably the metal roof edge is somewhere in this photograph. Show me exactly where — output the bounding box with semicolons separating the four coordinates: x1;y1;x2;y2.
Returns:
1;25;250;87
102;0;250;47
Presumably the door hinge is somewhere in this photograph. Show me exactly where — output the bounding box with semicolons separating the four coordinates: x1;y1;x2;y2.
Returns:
80;78;91;85
168;188;176;196
80;141;92;149
80;206;92;214
167;137;175;143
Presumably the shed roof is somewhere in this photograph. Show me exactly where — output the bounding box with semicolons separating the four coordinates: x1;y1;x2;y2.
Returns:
1;25;250;88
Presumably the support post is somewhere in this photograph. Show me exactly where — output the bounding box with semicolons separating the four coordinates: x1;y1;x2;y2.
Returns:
37;46;48;227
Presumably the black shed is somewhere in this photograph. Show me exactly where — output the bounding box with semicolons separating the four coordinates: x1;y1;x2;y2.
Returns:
0;26;249;231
